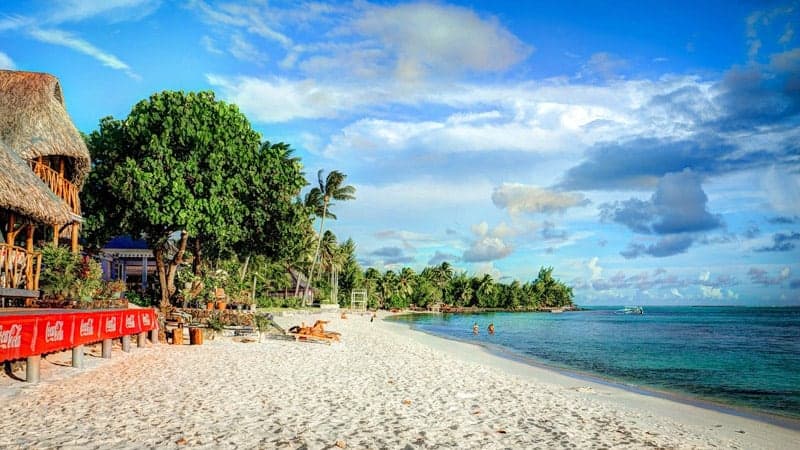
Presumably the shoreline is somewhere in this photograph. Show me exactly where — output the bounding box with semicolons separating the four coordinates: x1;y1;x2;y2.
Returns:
387;316;800;432
1;310;798;448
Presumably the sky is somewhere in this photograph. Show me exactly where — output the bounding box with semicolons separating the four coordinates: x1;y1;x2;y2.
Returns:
1;0;799;306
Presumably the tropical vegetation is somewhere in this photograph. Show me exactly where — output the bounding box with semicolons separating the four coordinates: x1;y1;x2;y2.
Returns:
74;89;573;312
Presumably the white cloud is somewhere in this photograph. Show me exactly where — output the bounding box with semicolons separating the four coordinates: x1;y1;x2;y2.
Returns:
207;75;352;122
229;34;268;63
700;285;723;299
28;28;138;79
671;288;683;298
587;257;602;280
492;183;588;215
462;220;518;262
351;2;530;80
201;36;223;55
763;166;800;216
473;262;503;279
699;271;710;282
45;0;161;23
0;51;15;69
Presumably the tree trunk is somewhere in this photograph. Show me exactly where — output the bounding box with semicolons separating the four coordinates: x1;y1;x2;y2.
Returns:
240;254;250;281
155;247;169;308
192;238;202;275
304;200;328;304
166;231;189;301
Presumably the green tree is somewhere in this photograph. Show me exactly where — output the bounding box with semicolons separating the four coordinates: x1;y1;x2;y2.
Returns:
532;266;574;307
303;170;356;303
83;91;305;306
337;238;363;305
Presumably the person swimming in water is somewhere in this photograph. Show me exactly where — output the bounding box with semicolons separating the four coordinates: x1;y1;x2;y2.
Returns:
472;322;479;334
487;323;495;334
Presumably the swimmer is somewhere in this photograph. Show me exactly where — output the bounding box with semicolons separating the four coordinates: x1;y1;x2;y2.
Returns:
487;323;495;334
472;322;479;334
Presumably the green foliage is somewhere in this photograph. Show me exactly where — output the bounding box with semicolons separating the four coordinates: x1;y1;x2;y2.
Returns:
351;263;573;311
83;91;310;304
39;245;103;302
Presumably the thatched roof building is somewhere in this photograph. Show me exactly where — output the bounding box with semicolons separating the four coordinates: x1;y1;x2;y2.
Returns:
0;70;90;187
0;141;73;225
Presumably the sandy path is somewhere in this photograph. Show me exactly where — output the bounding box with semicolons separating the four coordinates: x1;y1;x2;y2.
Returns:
0;311;797;449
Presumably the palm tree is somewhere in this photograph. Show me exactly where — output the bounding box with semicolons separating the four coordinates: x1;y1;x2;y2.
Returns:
397;267;416;302
303;170;356;303
432;261;454;303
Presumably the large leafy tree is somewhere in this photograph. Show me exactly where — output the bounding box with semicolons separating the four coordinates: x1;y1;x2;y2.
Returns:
83;91;307;306
303;169;355;302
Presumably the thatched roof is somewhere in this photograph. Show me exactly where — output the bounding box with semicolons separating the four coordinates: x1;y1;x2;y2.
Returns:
0;141;73;225
0;70;90;187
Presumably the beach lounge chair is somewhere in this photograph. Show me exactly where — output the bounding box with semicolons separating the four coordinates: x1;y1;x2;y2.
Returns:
256;314;339;344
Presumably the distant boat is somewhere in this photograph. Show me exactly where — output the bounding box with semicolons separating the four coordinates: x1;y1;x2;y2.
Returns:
615;306;644;315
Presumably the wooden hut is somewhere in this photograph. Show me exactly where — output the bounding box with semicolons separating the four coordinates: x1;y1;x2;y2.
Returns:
0;70;90;294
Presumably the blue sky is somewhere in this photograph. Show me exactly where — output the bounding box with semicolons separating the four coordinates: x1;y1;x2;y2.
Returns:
2;0;799;305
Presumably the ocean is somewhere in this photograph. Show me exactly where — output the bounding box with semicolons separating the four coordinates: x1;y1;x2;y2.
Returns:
388;306;800;421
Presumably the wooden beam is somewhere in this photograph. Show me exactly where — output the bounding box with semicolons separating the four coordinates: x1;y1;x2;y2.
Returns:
70;222;79;253
6;213;15;246
52;224;59;246
25;224;34;290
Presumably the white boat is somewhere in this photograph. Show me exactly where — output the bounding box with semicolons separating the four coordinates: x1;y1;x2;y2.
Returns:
615;306;644;315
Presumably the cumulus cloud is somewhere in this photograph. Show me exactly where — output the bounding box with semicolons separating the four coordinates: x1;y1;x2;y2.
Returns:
352;2;531;80
462;221;514;262
587;257;602;280
601;170;721;258
0;51;14;69
700;285;723;299
492;183;588;215
463;237;513;262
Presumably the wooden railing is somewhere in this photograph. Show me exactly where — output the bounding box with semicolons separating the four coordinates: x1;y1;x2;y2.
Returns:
0;243;42;291
31;160;81;215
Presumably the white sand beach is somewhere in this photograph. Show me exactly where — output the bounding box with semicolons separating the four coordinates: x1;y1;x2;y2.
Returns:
1;311;798;449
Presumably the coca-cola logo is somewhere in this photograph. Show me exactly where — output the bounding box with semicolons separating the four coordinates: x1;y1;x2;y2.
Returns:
125;315;135;329
105;316;117;332
80;318;94;337
45;321;64;343
0;324;23;349
142;314;151;326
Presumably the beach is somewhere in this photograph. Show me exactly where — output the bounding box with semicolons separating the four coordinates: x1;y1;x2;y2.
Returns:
1;311;798;449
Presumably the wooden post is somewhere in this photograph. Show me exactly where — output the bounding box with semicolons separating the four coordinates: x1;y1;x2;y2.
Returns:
25;224;34;290
52;224;59;246
149;327;158;345
137;332;146;347
189;327;203;345
122;335;131;352
72;345;84;368
172;326;184;345
6;214;14;246
70;222;79;254
26;355;40;383
101;338;112;358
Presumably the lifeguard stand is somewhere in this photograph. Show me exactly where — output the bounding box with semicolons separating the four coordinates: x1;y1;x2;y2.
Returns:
350;289;367;313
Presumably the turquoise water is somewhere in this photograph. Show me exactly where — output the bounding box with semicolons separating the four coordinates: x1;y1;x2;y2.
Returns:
389;307;800;420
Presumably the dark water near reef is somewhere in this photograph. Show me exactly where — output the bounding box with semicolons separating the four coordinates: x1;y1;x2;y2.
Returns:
389;306;800;420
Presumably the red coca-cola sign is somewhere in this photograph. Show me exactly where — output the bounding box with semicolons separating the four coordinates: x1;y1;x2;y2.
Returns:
0;309;157;362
